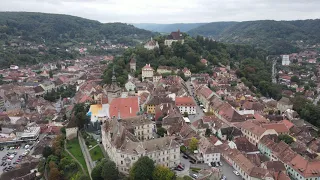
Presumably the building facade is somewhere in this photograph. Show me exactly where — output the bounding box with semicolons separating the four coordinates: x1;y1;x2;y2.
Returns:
144;38;159;50
142;64;154;81
175;97;196;115
101;117;180;174
282;55;290;66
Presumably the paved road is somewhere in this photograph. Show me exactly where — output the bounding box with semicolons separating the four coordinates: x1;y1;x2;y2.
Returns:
220;158;242;180
185;80;205;123
176;154;242;180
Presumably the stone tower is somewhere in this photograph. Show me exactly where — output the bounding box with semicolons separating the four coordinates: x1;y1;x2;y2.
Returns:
129;58;136;72
105;67;121;103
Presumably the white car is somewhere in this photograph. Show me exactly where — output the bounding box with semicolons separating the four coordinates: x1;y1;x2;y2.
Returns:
233;171;240;176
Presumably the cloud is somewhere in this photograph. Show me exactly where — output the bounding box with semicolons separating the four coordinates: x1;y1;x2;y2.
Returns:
0;0;319;23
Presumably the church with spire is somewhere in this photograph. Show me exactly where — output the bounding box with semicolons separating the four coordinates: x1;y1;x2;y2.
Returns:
104;67;122;103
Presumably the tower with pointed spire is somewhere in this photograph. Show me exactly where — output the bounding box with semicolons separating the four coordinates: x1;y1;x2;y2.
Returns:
105;66;122;103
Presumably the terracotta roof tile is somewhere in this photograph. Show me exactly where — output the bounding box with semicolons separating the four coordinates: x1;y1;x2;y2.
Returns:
109;97;139;119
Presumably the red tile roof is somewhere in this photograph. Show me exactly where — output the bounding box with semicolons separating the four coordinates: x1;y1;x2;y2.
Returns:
262;123;289;134
280;120;294;129
109;97;139;119
198;86;213;99
175;97;196;106
289;155;320;178
142;64;154;70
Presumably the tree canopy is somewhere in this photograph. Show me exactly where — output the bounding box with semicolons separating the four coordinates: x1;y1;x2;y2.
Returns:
129;156;155;180
152;165;175;180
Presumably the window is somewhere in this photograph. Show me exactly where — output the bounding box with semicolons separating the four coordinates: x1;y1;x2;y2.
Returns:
121;155;124;158
121;161;123;165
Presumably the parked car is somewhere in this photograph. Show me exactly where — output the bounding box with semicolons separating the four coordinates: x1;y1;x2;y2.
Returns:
233;171;240;176
182;155;188;159
177;164;185;169
218;162;222;166
221;175;227;180
191;174;198;179
189;160;195;164
210;162;216;167
174;167;183;171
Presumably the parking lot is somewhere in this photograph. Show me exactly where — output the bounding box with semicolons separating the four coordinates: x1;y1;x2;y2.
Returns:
0;144;34;174
175;154;242;180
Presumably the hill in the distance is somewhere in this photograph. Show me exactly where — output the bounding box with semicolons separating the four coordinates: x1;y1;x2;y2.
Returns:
0;12;155;45
187;19;320;54
132;23;206;33
0;12;156;67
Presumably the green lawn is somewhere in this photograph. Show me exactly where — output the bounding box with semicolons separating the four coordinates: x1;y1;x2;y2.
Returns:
89;145;104;161
66;139;88;174
81;131;98;148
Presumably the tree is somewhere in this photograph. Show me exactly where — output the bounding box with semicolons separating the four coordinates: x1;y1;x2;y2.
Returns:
157;127;167;137
60;127;66;134
183;112;189;117
49;167;61;180
101;160;119;180
188;137;198;152
278;134;294;145
49;70;53;78
129;156;155;180
42;146;53;158
177;176;193;180
152;165;175;180
205;128;212;137
91;160;104;180
290;76;300;84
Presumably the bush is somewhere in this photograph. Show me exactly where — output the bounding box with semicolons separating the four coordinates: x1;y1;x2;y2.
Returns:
180;146;187;152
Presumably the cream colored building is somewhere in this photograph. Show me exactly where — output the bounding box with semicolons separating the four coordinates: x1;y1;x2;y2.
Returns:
153;73;162;83
164;30;184;47
142;64;154;81
239;121;278;146
122;116;155;140
102;116;180;174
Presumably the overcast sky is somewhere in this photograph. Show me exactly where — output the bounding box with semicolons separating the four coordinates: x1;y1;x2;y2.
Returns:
0;0;319;23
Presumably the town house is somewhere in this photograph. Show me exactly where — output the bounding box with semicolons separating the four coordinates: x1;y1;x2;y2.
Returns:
175;96;196;115
238;121;278;146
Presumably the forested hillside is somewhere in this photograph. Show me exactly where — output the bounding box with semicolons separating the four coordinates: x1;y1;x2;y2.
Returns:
0;12;154;44
132;23;206;33
187;22;237;37
187;19;320;54
103;35;282;100
0;12;155;67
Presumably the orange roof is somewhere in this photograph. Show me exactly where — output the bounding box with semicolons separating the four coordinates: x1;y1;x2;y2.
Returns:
262;123;289;133
289;155;320;178
175;97;196;106
142;64;153;70
109;97;139;119
280;120;294;129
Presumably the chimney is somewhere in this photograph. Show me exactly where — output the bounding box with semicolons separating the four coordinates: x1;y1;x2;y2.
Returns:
130;107;132;114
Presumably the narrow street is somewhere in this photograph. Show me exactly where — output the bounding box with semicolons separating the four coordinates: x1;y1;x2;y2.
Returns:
185;80;205;123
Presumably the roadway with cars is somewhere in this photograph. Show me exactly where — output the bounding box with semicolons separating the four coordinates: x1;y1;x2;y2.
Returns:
175;154;242;180
185;80;205;123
